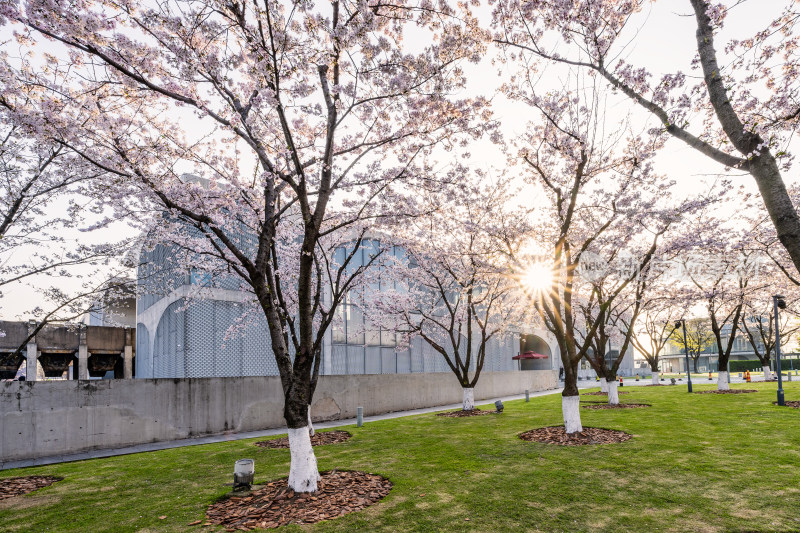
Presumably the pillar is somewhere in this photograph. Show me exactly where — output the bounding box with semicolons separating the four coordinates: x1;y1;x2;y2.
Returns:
25;342;38;381
25;320;38;381
123;327;133;379
123;346;133;379
78;327;88;380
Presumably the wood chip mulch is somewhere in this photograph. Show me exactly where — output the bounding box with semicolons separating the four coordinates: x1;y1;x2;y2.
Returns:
773;401;800;408
435;408;496;417
0;476;63;501
582;391;630;396
254;431;351;449
205;470;391;530
519;426;632;446
694;389;758;394
582;403;651;409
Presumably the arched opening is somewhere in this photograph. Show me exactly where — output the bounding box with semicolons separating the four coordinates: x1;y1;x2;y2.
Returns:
516;334;551;371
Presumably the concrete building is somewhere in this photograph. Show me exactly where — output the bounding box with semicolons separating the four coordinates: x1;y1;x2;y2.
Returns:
0;320;134;381
135;237;560;380
638;319;799;373
83;281;137;328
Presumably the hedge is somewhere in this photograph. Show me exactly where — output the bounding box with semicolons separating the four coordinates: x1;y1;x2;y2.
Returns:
729;360;766;372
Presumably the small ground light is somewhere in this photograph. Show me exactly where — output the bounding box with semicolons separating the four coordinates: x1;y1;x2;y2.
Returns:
233;459;255;492
495;400;504;413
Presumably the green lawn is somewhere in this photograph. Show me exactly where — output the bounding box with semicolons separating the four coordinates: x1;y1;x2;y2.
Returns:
2;383;800;532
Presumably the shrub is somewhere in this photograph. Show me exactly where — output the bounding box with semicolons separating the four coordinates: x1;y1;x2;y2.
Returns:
729;360;765;372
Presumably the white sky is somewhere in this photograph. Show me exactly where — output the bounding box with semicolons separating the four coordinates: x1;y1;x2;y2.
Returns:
0;0;793;319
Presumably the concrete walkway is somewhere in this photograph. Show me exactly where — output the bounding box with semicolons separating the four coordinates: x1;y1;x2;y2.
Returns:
0;378;676;471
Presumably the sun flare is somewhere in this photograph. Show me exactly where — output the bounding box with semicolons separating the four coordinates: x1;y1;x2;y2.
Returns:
523;263;553;293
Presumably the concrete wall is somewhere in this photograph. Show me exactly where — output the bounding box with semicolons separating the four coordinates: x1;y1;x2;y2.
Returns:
0;370;556;464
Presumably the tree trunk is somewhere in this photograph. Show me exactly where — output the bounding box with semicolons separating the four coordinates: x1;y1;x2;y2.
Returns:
562;395;582;434
651;371;660;384
600;379;608;393
283;381;320;492
287;427;320;492
693;358;699;373
690;0;800;274
717;371;730;391
607;379;619;405
763;365;772;380
462;387;475;411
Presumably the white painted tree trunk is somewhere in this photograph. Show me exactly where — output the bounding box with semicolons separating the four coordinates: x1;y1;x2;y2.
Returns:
717;371;729;391
763;366;772;380
651;371;660;384
287;427;321;492
562;395;583;434
462;387;475;410
600;379;608;393
607;380;619;405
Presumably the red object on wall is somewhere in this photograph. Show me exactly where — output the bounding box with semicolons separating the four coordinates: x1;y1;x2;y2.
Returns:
512;352;548;360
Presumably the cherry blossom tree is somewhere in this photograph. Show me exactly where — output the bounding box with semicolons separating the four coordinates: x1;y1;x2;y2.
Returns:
629;298;686;384
576;237;672;405
2;0;490;490
503;78;681;431
367;172;530;411
669;318;715;374
492;0;800;278
674;218;765;388
741;273;800;379
0;69;134;354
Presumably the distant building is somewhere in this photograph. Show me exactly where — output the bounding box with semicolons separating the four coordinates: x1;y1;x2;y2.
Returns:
650;319;799;373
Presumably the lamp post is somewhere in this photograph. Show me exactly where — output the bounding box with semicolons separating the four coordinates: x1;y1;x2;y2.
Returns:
773;295;786;406
676;320;692;393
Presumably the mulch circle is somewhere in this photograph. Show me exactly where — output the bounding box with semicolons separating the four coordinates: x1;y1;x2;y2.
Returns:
582;391;630;396
435;408;496;417
582;403;651;410
694;389;758;394
205;470;391;530
519;426;632;446
254;431;351;449
0;476;63;501
773;401;800;408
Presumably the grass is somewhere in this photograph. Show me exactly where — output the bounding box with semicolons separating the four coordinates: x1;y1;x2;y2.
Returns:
2;383;800;532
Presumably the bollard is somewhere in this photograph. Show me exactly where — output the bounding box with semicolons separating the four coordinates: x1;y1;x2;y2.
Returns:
619;376;623;387
357;406;363;428
789;373;792;382
709;372;712;381
525;389;530;402
635;374;639;381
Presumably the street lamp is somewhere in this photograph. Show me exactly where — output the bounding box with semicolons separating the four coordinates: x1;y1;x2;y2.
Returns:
773;295;786;406
675;320;693;393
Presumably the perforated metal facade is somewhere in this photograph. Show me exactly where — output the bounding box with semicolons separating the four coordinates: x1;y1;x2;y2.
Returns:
136;237;550;379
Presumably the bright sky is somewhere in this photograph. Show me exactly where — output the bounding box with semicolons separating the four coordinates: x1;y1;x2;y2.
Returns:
0;0;793;319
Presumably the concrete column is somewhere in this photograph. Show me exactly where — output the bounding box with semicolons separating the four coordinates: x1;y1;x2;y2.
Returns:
78;327;88;380
25;320;38;381
124;345;133;379
25;342;38;382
